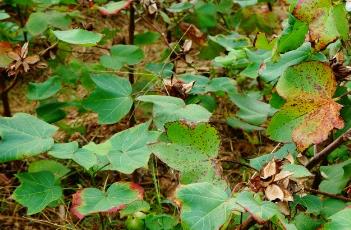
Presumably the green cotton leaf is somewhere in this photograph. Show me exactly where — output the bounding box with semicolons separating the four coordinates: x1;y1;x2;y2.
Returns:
27;76;61;100
281;164;312;178
46;10;71;30
49;141;106;170
28;160;70;180
209;33;250;51
36;101;67;123
106;122;160;174
26;12;48;35
98;1;131;15
0;10;10;20
229;93;276;126
134;31;160;45
180;74;237;94
100;44;144;70
213;49;249;68
234;0;257;7
0;113;58;163
167;2;193;12
227;117;264;132
120;200;150;218
332;4;349;40
250;143;296;171
324;207;351;230
278;15;308;53
319;159;351;194
53;29;103;46
321;199;346;218
137;95;211;130
254;33;276;51
176;182;241;230
71;182;143;219
194;3;217;29
145;214;179;230
259;42;312;82
236;191;280;223
241;49;272;79
145;63;174;78
12;171;63;215
151;122;220;184
292;195;322;215
292;213;323;230
49;123;160;173
83;74;133;124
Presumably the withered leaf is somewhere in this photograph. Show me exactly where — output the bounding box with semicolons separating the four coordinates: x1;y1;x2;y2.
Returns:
261;159;277;179
265;184;284;201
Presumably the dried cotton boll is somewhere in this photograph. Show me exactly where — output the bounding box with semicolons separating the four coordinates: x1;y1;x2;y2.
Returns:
346;0;351;12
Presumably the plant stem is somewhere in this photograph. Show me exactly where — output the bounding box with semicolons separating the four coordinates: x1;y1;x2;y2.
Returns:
0;73;11;117
150;156;162;211
16;5;27;42
306;188;351;202
128;1;136;127
306;127;351;169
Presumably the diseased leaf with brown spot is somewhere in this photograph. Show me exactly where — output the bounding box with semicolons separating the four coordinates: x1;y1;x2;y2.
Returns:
71;182;143;219
268;61;344;151
308;10;339;51
292;0;340;50
276;61;336;99
292;0;331;23
292;99;343;151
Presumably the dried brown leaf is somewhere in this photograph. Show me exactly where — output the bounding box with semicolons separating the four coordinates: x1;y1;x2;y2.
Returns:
261;159;277;179
265;184;284;201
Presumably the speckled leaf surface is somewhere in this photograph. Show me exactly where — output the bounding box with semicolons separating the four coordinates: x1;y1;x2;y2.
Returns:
268;62;344;151
276;61;336;99
151;122;220;184
292;0;344;50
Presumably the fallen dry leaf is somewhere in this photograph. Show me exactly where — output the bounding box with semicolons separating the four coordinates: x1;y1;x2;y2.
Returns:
261;159;277;179
265;184;284;201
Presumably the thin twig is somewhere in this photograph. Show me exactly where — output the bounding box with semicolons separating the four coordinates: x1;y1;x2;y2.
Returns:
306;127;351;169
305;188;351;202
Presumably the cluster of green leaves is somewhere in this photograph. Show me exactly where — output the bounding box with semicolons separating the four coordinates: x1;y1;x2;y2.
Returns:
1;0;351;229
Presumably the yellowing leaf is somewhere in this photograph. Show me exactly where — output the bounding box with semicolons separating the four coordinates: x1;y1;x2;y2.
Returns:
276;61;336;99
268;61;344;151
292;0;341;51
292;98;343;151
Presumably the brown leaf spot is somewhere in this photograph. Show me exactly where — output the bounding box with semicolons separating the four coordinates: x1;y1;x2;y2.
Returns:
292;99;344;151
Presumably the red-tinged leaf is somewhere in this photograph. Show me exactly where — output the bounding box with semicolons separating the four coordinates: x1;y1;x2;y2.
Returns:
70;182;144;219
179;23;207;45
0;42;13;68
99;0;132;16
292;0;340;50
292;98;344;151
268;61;344;150
293;0;331;23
